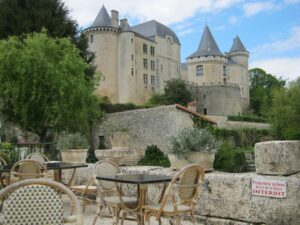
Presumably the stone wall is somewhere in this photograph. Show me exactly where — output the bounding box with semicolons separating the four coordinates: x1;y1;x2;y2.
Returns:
95;105;194;154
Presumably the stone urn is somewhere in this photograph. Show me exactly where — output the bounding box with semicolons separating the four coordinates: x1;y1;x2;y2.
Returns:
186;151;216;171
61;149;88;163
168;154;190;170
168;151;216;171
109;132;129;149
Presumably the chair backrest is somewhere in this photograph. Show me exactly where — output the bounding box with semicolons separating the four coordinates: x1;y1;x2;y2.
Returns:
0;156;7;166
10;159;47;181
93;159;120;190
26;152;49;163
161;164;205;208
0;178;83;225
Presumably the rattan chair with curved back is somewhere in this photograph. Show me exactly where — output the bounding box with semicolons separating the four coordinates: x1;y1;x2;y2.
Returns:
26;152;49;163
0;178;83;225
0;157;8;187
10;159;47;183
143;164;205;225
92;159;138;225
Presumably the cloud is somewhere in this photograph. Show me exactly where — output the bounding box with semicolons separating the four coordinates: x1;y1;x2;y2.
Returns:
63;0;241;27
251;26;300;58
250;57;300;81
284;0;300;4
178;28;195;36
243;1;280;17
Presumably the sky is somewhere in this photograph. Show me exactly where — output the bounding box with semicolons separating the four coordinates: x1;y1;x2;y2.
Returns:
63;0;300;82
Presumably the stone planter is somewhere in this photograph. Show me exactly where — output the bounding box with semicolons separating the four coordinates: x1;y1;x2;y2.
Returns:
109;132;129;148
168;151;215;171
168;154;190;170
186;151;215;171
61;149;88;163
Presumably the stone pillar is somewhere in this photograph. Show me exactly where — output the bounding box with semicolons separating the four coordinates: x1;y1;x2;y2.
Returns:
255;141;300;175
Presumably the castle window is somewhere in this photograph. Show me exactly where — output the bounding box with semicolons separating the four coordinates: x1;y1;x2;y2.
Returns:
143;74;148;84
223;65;226;76
131;54;134;61
150;60;155;70
204;108;207;115
223;78;227;84
204;94;206;99
196;65;203;76
143;59;148;69
151;75;155;85
143;44;147;54
90;34;94;43
161;64;163;70
131;38;133;43
167;37;172;56
150;46;155;56
131;68;134;76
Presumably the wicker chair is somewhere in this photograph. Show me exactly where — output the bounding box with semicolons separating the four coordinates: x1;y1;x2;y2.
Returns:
92;159;138;225
26;152;49;163
0;178;83;225
0;157;8;187
10;159;47;183
70;163;98;212
143;164;205;225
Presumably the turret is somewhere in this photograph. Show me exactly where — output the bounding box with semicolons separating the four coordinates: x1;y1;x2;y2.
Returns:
227;36;249;68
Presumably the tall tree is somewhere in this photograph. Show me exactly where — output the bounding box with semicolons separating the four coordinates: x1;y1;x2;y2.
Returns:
0;0;96;80
249;68;285;115
268;78;300;140
0;32;98;142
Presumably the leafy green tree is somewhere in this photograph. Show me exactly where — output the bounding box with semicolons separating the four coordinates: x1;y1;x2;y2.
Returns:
0;32;99;142
0;0;95;81
268;78;300;140
146;79;193;107
249;68;285;115
164;79;193;106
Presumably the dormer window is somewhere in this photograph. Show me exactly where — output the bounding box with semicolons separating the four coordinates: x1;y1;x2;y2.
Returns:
196;65;203;76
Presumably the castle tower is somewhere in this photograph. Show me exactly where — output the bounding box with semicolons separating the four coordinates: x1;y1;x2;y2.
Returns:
83;6;120;102
227;36;250;110
186;25;227;86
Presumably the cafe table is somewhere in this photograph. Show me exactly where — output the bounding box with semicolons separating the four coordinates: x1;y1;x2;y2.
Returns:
96;173;172;225
0;161;88;187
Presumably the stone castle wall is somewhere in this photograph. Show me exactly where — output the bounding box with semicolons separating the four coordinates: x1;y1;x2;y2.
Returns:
95;105;194;153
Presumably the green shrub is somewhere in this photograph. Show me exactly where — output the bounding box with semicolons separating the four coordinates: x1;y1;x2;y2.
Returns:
213;128;270;147
169;128;218;159
213;142;247;172
57;133;89;150
0;142;18;164
99;102;141;113
228;113;267;123
138;145;170;167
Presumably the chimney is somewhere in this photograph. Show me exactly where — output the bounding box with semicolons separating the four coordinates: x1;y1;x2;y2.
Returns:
120;19;128;29
111;10;119;28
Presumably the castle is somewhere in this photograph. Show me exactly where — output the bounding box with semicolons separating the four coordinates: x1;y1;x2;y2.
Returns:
83;6;249;115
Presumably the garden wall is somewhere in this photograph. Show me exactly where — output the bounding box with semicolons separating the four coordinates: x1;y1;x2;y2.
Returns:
95;105;195;153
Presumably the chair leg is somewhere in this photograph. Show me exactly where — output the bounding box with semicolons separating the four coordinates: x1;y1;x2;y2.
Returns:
144;211;150;225
175;216;180;225
92;205;103;225
120;209;127;225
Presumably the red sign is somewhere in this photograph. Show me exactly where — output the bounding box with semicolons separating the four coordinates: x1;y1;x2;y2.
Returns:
252;178;287;198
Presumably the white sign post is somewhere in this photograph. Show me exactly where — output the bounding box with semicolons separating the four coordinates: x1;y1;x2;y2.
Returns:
252;178;287;198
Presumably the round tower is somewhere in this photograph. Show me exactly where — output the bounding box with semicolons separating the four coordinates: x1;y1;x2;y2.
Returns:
186;25;227;86
83;6;119;103
227;36;249;68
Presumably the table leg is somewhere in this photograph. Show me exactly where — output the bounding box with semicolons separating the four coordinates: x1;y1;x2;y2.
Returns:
54;168;77;187
138;184;147;225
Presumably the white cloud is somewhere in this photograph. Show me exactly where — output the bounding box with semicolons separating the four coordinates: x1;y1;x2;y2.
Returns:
250;57;300;81
228;15;238;25
252;26;300;58
284;0;300;4
243;1;280;17
63;0;241;27
178;28;195;36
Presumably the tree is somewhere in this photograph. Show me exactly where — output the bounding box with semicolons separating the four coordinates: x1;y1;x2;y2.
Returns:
268;78;300;140
249;68;285;115
0;0;96;81
146;79;193;107
0;32;99;142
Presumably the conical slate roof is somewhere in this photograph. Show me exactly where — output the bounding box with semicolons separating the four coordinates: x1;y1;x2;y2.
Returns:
229;36;247;52
91;5;112;27
188;25;223;58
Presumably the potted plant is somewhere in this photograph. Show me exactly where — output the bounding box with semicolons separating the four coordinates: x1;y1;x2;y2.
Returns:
57;133;89;163
168;128;219;171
